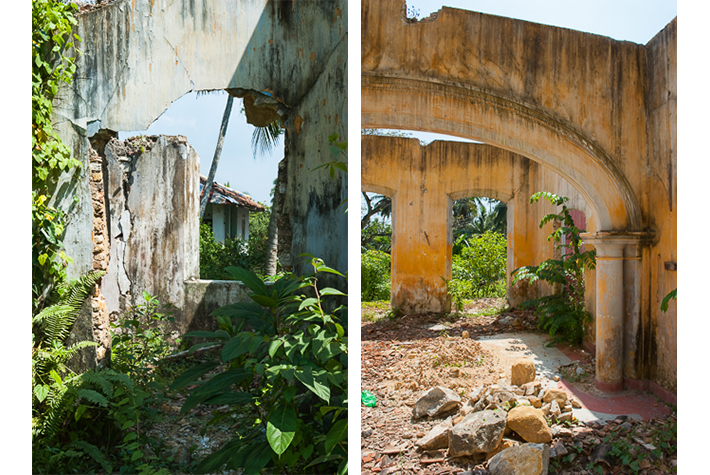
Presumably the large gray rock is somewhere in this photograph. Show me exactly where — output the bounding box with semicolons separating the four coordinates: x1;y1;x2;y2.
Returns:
413;387;462;419
449;410;507;457
487;443;550;475
416;418;453;450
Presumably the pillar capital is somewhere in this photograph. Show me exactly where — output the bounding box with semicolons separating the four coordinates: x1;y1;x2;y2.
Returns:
580;231;653;258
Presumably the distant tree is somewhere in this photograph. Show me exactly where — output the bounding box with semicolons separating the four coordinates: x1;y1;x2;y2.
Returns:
361;192;391;228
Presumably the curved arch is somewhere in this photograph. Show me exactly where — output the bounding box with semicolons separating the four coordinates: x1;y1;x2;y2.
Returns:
362;74;641;231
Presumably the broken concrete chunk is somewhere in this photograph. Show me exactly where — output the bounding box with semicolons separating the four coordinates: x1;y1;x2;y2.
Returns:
487;443;550;475
467;386;485;404
506;406;552;443
412;386;462;419
460;398;478;417
552;441;568;458
511;359;536;386
557;411;574;424
448;409;507;457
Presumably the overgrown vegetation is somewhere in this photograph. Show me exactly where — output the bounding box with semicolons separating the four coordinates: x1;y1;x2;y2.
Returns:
447;231;507;310
32;0;82;312
32;273;171;474
111;292;177;385
173;258;348;474
361;249;392;302
199;205;271;279
512;192;596;345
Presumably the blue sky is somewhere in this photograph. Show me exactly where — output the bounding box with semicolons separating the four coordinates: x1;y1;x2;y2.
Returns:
120;91;281;206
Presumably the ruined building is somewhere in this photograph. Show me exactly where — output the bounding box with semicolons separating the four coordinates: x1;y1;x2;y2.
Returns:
50;0;347;367
362;1;676;398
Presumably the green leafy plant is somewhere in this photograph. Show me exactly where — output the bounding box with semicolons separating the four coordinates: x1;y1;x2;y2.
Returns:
32;271;167;474
32;0;83;312
111;291;177;385
661;288;677;312
448;231;507;304
199;223;268;279
171;257;348;474
511;192;596;345
361;249;391;302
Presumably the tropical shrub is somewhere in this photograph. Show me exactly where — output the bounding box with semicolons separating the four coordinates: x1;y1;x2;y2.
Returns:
361;217;392;253
111;292;177;386
361;249;391;302
450;231;507;301
171;258;348;474
199;223;267;279
511;192;596;345
32;271;168;474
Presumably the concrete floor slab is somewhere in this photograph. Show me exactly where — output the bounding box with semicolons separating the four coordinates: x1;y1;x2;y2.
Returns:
475;332;671;422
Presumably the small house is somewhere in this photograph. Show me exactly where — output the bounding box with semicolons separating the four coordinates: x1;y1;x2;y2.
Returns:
200;176;265;242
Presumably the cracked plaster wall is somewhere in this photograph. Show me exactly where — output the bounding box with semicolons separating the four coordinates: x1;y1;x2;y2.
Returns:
102;135;200;338
53;0;347;286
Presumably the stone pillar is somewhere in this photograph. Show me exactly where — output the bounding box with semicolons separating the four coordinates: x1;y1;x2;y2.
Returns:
581;232;652;393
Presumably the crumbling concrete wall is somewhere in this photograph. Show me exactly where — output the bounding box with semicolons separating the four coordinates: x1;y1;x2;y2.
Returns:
643;19;677;396
53;0;347;280
361;135;590;312
50;0;347;364
101;135;199;337
361;1;675;396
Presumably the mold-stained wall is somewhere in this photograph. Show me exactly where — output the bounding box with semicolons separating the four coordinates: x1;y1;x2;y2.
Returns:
101;135;200;339
361;136;590;313
361;1;675;395
54;0;348;281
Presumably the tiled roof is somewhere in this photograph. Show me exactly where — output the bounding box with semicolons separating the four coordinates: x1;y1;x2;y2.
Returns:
199;176;266;212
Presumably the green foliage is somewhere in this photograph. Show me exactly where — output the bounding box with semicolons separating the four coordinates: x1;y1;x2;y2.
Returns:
361;218;392;253
449;231;507;304
33;271;167;474
32;0;83;311
361;250;392;302
173;258;348;474
511;192;596;345
111;292;177;386
452;198;506;244
199;223;268;279
661;288;677;312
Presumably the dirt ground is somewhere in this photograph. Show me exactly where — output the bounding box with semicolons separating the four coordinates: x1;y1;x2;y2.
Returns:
360;300;677;475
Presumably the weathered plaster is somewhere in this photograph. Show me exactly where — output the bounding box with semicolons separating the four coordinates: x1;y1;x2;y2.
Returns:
361;135;590;313
54;0;347;281
362;1;676;394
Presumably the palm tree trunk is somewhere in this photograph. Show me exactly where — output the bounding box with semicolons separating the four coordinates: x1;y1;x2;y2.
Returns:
264;187;279;276
199;94;234;220
265;159;286;276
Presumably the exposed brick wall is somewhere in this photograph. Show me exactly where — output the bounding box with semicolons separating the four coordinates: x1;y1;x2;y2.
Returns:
88;146;111;364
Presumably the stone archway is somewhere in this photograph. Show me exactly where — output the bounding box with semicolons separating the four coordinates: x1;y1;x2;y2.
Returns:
362;0;676;395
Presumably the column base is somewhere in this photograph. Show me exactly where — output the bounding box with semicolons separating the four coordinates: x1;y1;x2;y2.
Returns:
595;378;624;393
